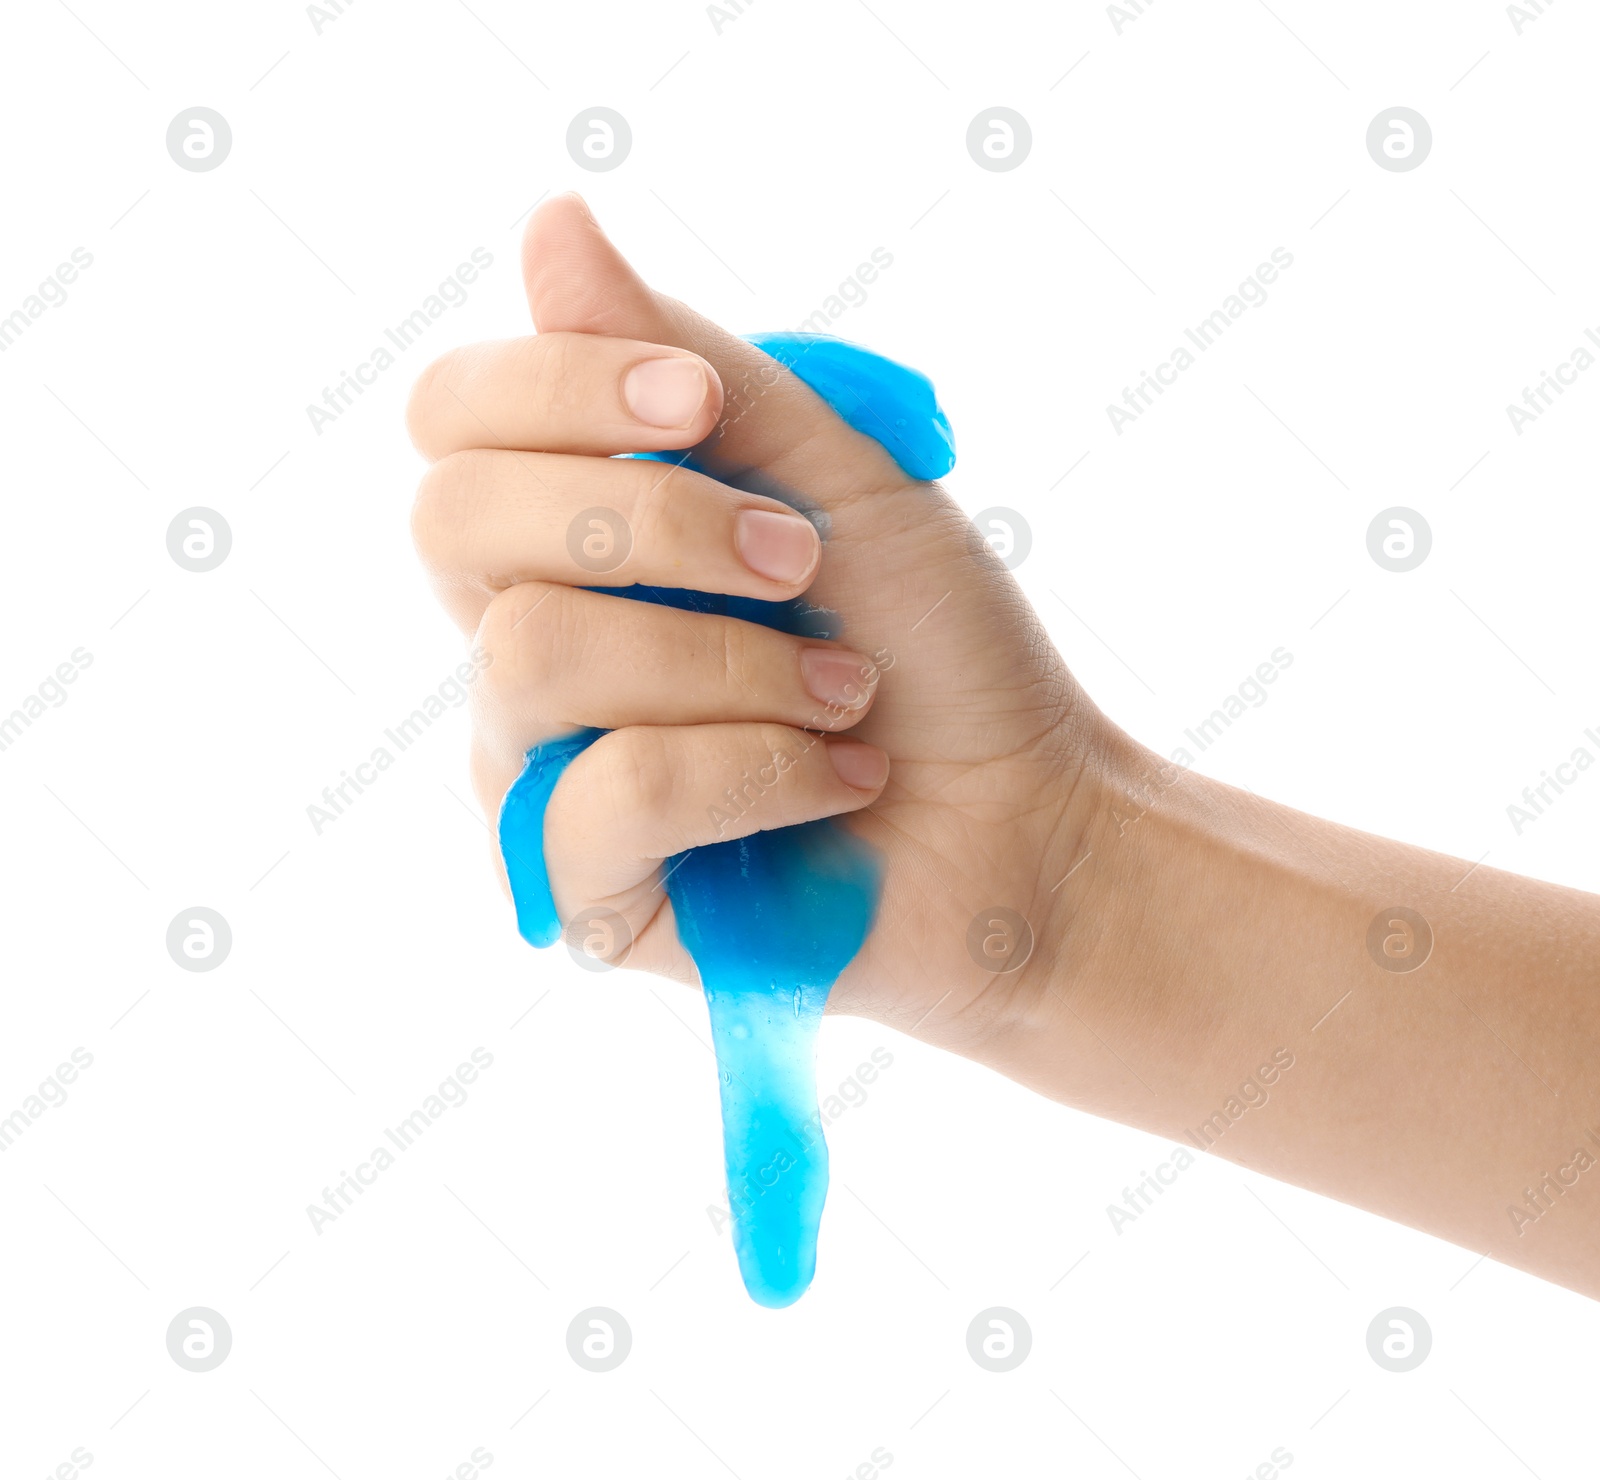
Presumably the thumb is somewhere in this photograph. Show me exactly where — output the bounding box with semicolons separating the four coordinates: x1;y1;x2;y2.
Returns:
521;194;904;500
523;192;655;338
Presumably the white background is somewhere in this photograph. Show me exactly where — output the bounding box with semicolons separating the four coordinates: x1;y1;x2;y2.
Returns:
3;1;1598;1476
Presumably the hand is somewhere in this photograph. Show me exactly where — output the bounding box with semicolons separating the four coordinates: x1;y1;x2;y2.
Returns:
406;194;1099;1049
407;196;1600;1302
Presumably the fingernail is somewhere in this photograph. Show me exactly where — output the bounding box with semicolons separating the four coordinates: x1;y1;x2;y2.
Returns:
801;649;876;710
624;357;708;428
735;509;819;583
828;740;889;791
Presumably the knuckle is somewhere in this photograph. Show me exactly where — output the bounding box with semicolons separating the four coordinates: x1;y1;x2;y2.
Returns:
704;726;817;837
624;459;690;552
410;450;492;564
525;333;585;421
753;724;817;793
754;722;810;763
590;728;674;821
476;581;568;694
404;349;462;456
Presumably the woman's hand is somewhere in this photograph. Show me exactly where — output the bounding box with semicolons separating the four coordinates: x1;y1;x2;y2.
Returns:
407;194;1600;1301
406;194;1101;1051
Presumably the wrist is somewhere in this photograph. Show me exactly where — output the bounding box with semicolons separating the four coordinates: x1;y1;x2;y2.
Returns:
984;724;1244;1126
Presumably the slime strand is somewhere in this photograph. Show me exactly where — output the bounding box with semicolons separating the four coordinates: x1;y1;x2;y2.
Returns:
498;333;953;1306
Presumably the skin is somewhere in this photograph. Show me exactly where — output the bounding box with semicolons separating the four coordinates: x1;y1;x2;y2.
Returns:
408;194;1600;1301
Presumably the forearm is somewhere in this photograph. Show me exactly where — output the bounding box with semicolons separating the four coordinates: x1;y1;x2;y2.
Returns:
988;728;1600;1298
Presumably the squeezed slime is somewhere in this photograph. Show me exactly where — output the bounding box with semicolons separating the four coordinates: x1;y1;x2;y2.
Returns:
499;333;955;1306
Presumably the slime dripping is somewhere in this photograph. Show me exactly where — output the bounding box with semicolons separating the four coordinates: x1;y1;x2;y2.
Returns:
498;333;954;1306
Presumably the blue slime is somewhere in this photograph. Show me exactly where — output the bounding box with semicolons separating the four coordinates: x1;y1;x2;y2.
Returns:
499;334;954;1306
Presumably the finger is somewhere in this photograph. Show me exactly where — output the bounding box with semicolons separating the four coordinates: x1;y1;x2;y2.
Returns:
411;449;823;632
472;582;882;757
499;722;889;954
405;332;725;462
522;194;906;503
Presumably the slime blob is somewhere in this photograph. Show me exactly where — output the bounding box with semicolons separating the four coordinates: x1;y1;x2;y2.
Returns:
499;333;954;1305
